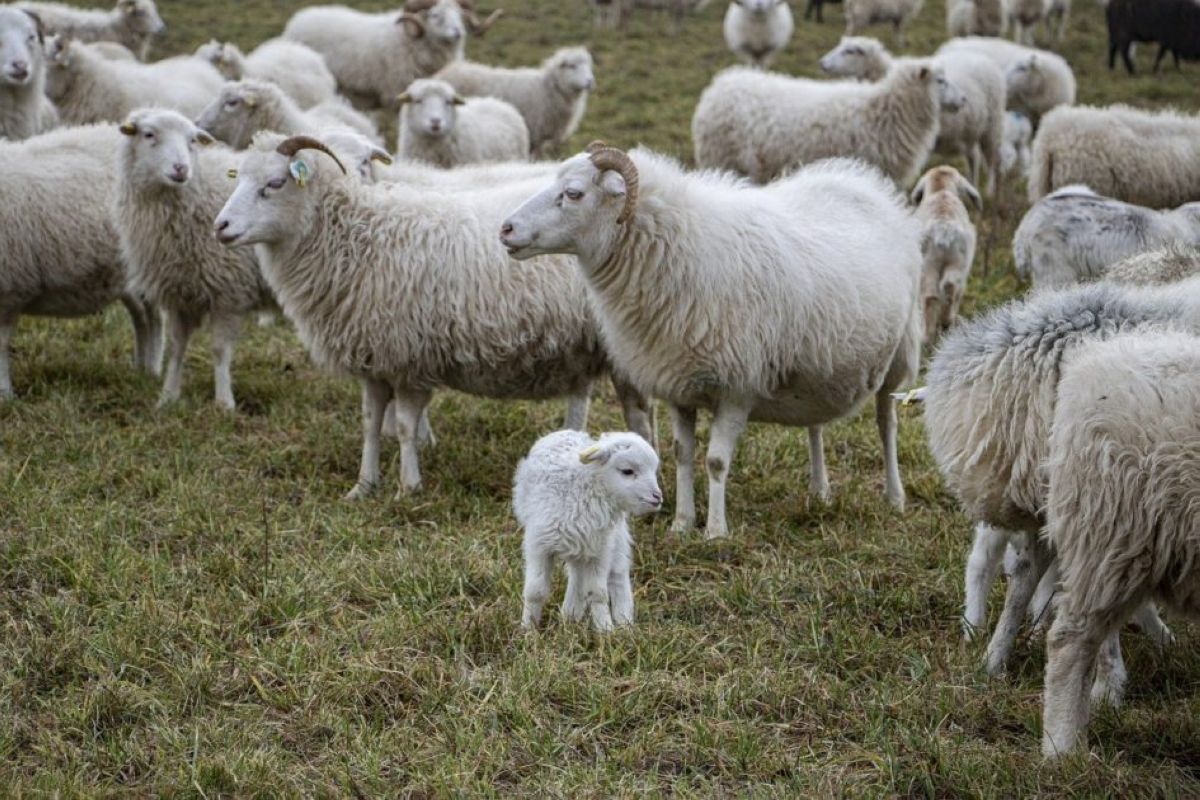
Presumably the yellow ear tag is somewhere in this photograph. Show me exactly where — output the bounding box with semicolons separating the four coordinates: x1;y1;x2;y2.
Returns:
289;159;310;187
226;168;238;180
578;445;600;464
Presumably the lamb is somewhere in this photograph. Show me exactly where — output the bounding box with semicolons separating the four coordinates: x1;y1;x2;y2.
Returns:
195;80;381;151
819;37;1004;193
0;7;57;140
214;133;654;497
910;167;980;343
946;0;1005;37
18;0;163;60
1105;244;1200;286
1028;105;1200;208
1004;0;1043;45
843;0;924;45
723;0;794;68
397;78;529;167
693;60;963;186
114;109;274;409
1106;0;1200;74
0;123;160;399
501;146;923;538
1041;330;1200;758
937;36;1075;123
194;38;337;109
43;36;223;124
436;47;594;158
999;110;1032;178
282;0;502;111
1013;186;1200;288
515;430;662;631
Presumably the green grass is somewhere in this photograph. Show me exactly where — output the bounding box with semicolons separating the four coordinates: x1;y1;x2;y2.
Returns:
3;0;1199;795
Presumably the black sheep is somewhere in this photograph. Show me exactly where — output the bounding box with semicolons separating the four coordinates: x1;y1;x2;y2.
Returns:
1107;0;1200;74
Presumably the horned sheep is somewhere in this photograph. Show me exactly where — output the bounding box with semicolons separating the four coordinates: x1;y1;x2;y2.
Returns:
910;166;980;343
937;36;1075;123
723;0;794;68
0;7;57;140
397;78;529;167
18;0;163;60
194;38;337;109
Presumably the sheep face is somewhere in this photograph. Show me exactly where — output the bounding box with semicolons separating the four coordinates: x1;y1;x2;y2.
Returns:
42;35;75;101
931;65;965;114
581;433;663;516
414;0;467;45
1005;55;1043;101
0;8;42;87
195;81;275;150
818;36;882;77
119;109;214;189
195;40;241;80
399;79;463;139
547;48;595;96
117;0;166;36
320;129;393;182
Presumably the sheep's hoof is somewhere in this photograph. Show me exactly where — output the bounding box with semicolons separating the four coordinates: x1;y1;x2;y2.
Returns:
155;395;177;410
703;525;730;541
393;483;421;501
984;650;1008;677
962;619;983;642
345;482;374;500
215;398;236;412
810;485;832;504
669;517;695;534
887;491;906;513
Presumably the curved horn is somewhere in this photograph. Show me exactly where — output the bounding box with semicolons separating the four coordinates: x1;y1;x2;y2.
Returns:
587;144;638;225
465;8;503;35
275;136;348;176
397;11;426;37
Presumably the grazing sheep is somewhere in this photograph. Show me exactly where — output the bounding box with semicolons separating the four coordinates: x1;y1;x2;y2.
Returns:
693;60;963;186
946;0;1005;36
1106;0;1200;74
1041;330;1200;758
18;0;163;60
1004;0;1043;45
436;47;594;158
1042;0;1068;42
194;38;337;109
0;7;57;139
1028;105;1200;208
282;0;501;111
0;123;160;399
195;80;381;151
515;430;662;631
214;134;653;497
502;147;923;537
937;36;1075;123
843;0;924;45
114;109;273;409
911;166;980;343
1013;186;1200;288
1105;244;1200;286
724;0;794;68
397;78;529;167
999;110;1032;178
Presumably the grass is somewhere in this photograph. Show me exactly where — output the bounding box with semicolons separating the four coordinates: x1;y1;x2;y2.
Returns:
3;0;1199;795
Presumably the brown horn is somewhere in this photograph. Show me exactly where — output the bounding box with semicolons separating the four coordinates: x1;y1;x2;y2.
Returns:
275;136;348;176
465;8;503;35
588;146;638;225
397;11;426;37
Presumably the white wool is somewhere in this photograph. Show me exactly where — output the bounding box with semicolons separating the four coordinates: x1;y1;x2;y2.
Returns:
937;36;1075;122
1104;244;1200;286
946;0;1005;36
0;7;58;139
998;110;1032;177
398;78;529;167
1003;0;1044;44
195;79;380;150
195;38;337;109
18;0;164;60
723;0;794;68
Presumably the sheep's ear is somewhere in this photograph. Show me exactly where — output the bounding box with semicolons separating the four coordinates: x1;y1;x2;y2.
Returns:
226;168;239;180
909;183;924;205
597;170;626;199
396;91;412;105
578;445;607;465
119;120;138;136
959;180;982;211
918;65;930;80
22;10;44;43
369;147;393;165
452;94;467;106
194;130;215;147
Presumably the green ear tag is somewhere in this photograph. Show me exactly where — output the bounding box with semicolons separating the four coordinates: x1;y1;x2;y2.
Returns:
226;168;238;180
289;159;310;187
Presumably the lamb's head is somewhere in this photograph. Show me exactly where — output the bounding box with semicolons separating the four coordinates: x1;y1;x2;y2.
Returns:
579;433;662;516
911;166;981;210
819;36;889;80
0;8;43;87
195;40;243;80
115;0;166;37
196;80;284;150
545;47;595;96
119;109;215;189
398;78;464;139
734;0;786;15
501;142;636;260
319;129;394;182
41;34;77;99
898;60;964;114
215;134;348;247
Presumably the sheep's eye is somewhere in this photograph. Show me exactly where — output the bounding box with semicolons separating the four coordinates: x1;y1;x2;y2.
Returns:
564;188;583;201
143;131;154;140
620;468;635;477
226;99;240;108
267;178;286;190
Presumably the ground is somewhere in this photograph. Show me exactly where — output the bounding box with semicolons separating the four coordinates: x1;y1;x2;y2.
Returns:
2;0;1199;795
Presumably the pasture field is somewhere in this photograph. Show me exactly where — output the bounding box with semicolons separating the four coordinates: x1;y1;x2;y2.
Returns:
2;0;1199;795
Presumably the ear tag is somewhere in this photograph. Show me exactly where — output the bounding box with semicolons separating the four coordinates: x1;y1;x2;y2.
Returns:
578;445;601;464
226;168;238;180
289;159;310;187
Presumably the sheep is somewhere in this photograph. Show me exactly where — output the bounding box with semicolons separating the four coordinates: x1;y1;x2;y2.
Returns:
946;0;1005;37
621;0;714;32
1106;0;1200;74
843;0;924;45
1004;0;1043;45
214;133;654;498
1105;244;1200;286
937;37;1075;123
999;110;1032;178
588;0;625;29
805;0;843;22
43;36;223;125
1041;329;1200;758
723;0;794;68
1042;0;1068;42
281;0;502;111
0;123;160;399
1028;105;1200;208
435;47;595;158
501;146;923;538
1013;186;1200;289
818;37;1005;194
910;167;980;344
692;60;963;186
397;78;529;167
18;0;163;61
114;109;274;410
515;430;662;631
0;7;57;140
194;38;337;109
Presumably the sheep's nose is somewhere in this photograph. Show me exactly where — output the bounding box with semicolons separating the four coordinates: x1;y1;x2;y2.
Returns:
429;119;443;132
500;222;514;239
170;163;189;182
8;61;29;79
650;491;663;507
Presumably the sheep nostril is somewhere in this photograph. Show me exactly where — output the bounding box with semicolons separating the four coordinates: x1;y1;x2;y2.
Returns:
500;223;514;238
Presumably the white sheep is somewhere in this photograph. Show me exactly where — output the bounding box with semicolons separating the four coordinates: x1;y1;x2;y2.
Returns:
114;109;273;409
946;0;1005;37
724;0;794;68
1004;0;1044;44
1042;0;1068;41
0;7;57;140
1105;244;1200;286
1041;329;1200;758
693;60;963;186
214;133;654;497
501;146;923;538
1013;186;1200;288
937;36;1075;123
282;0;502;110
910;166;980;343
194;38;337;109
621;0;714;32
844;0;924;45
515;430;662;631
0;123;160;399
435;47;594;158
999;110;1032;178
18;0;163;60
195;79;381;151
1028;104;1200;208
397;78;529;167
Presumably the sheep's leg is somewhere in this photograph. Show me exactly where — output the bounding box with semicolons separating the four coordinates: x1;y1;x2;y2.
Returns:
1029;558;1059;634
875;391;905;510
0;317;14;400
144;302;164;376
985;530;1050;675
963;522;1008;641
1121;45;1136;75
704;398;751;539
807;426;831;502
1152;45;1168;73
613;374;655;447
209;312;243;411
120;295;150;373
346;377;391;500
1131;602;1174;649
158;310;196;408
417;407;436;449
608;531;635;627
564;384;591;430
575;560;614;632
391;387;432;497
1090;629;1127;708
1042;608;1110;758
668;404;697;533
521;545;554;630
561;562;585;622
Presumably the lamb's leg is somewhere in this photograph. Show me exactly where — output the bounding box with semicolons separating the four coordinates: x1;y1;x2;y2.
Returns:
392;387;432;497
564;384;591;430
613;374;655;447
158;310;196;408
807;426;831;502
144;302;163;376
0;316;14;400
1131;602;1174;649
120;294;150;373
575;559;614;632
876;391;905;510
417;407;436;449
346;377;391;500
209;312;243;411
963;522;1008;641
704;398;751;539
608;529;635;627
521;545;554;630
669;404;697;533
1042;607;1109;758
986;529;1050;675
561;563;585;622
1090;629;1127;708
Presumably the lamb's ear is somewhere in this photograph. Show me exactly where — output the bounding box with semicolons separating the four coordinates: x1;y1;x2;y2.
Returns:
194;129;215;147
452;94;467;106
579;445;606;465
918;65;930;80
597;170;626;199
396;91;412;105
369;146;393;165
118;118;138;136
959;179;982;211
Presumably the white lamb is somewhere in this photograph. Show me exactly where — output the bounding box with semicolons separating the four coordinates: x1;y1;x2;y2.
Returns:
0;7;57;139
502;145;923;537
723;0;794;68
999;110;1032;178
1013;186;1200;288
114;109;274;409
693;60;963;186
397;78;529;167
515;430;662;632
843;0;924;45
195;80;381;151
194;38;337;109
937;36;1075;123
911;166;980;343
946;0;1005;36
436;47;594;158
18;0;163;60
